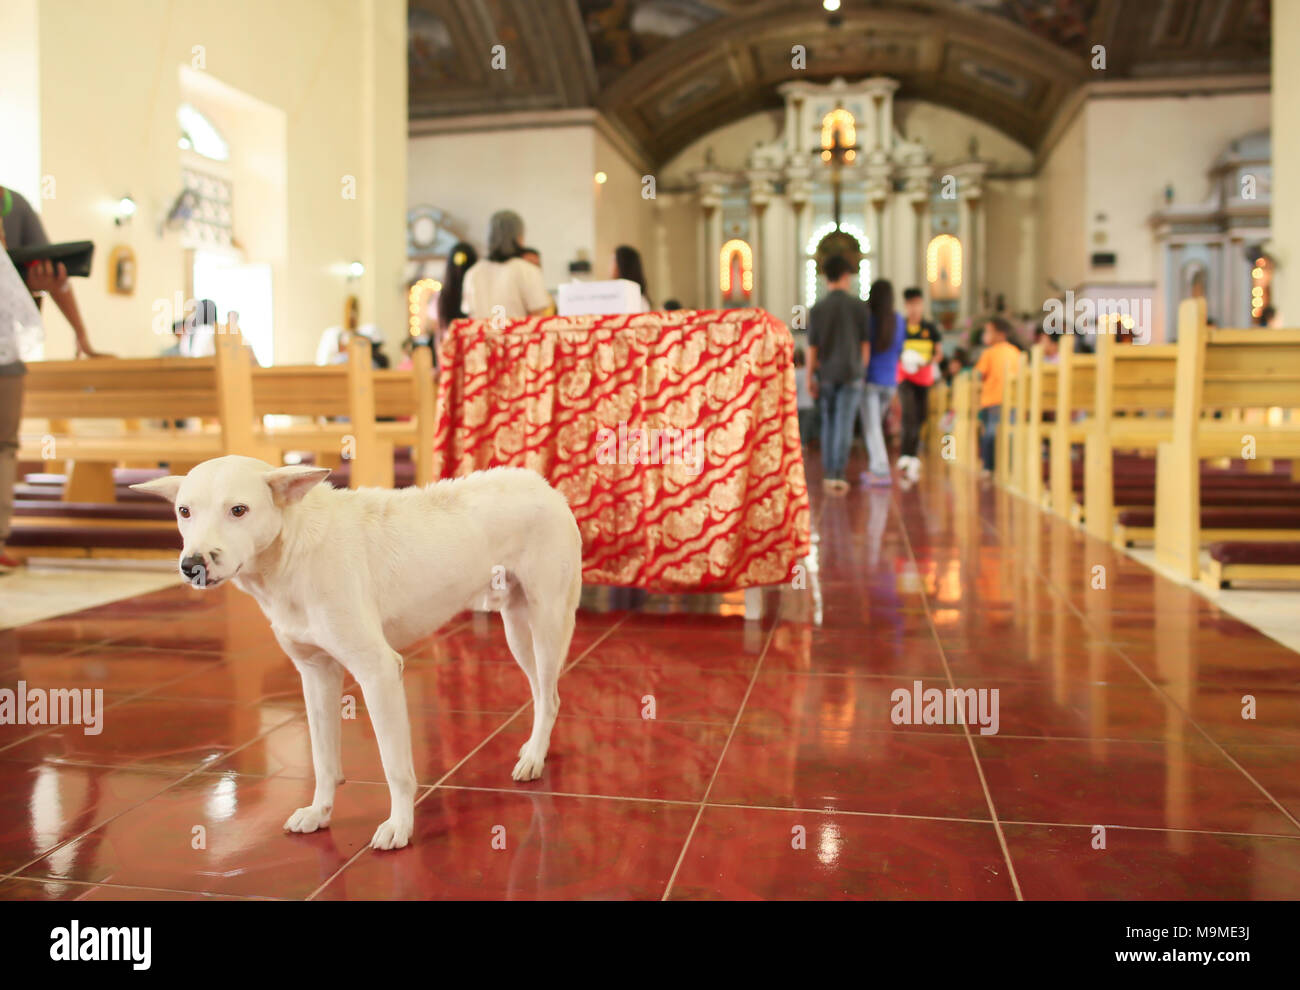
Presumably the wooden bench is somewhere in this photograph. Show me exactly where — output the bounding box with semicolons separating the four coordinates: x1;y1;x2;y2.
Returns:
18;328;435;502
17;328;271;502
1046;334;1097;519
253;340;436;489
1152;297;1300;581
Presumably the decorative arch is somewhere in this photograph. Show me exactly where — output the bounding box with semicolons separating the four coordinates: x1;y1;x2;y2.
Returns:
820;108;857;163
720;239;754;301
408;277;441;338
926;234;963;300
804;221;870;310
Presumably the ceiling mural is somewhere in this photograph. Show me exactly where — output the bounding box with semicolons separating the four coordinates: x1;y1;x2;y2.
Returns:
408;0;1272;164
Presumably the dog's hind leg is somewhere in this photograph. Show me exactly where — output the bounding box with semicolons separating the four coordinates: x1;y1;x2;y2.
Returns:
282;649;345;835
511;596;574;782
501;596;539;758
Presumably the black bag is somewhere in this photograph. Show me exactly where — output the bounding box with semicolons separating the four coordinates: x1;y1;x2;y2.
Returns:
7;240;94;278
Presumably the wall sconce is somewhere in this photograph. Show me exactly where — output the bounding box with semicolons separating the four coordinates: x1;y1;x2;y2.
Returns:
348;261;365;280
594;172;608;185
114;195;137;226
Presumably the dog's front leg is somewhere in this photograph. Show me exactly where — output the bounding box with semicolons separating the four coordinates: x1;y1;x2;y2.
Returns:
351;650;417;851
283;651;345;835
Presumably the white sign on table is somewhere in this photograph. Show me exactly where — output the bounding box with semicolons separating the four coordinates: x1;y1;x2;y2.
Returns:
556;278;645;316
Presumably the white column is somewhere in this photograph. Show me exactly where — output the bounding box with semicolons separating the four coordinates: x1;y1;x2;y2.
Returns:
958;194;973;318
1272;0;1300;320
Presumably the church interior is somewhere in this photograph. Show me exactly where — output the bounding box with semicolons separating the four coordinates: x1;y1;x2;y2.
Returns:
1;0;1298;906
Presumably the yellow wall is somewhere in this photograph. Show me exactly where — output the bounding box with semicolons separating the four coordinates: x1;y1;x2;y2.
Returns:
594;130;658;304
28;0;406;363
1273;1;1299;322
1036;107;1087;297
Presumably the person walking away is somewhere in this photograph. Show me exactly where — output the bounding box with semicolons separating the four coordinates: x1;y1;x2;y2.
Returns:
895;287;942;482
974;316;1020;478
807;255;870;494
860;279;905;487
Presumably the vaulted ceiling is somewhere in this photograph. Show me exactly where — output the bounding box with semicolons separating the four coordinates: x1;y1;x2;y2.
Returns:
408;0;1272;165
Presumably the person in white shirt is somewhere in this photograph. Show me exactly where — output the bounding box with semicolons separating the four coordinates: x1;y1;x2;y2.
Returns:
612;244;652;313
461;211;553;321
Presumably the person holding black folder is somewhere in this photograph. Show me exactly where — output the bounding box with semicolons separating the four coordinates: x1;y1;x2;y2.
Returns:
1;185;105;360
0;185;109;572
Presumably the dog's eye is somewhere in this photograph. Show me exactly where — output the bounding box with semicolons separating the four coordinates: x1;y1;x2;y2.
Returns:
178;506;190;518
230;505;248;518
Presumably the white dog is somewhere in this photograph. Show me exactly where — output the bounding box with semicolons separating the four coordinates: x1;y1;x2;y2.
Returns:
133;456;583;850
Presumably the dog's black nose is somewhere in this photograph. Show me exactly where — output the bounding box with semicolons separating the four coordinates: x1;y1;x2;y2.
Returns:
180;554;208;584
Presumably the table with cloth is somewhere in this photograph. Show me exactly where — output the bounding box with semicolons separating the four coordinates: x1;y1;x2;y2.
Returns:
430;308;811;593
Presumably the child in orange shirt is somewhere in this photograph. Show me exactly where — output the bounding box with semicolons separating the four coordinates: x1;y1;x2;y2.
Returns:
974;317;1020;476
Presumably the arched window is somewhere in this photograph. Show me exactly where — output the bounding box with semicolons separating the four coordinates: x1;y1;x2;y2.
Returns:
177;103;230;161
820;109;857;164
804;221;870;310
720;239;754;302
926;234;962;300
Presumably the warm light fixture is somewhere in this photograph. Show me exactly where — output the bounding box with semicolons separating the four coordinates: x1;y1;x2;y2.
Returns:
720;239;754;295
408;277;440;337
114;195;137;226
348;261;365;279
823;0;841;10
594;171;608;184
926;234;962;294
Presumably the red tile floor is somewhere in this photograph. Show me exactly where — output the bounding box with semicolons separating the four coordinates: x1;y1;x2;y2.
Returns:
2;456;1299;900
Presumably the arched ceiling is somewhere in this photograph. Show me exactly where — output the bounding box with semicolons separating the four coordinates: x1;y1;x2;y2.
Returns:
408;0;1271;165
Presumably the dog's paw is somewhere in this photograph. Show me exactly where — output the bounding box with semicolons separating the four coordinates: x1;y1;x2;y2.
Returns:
283;805;331;834
370;816;413;851
511;745;547;782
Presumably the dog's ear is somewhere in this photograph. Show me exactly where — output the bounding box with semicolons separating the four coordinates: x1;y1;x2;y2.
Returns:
264;465;332;506
129;476;185;503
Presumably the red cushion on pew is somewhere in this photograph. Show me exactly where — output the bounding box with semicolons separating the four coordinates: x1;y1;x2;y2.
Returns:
1209;541;1300;565
1116;507;1300;528
11;500;175;521
1112;488;1300;507
6;525;181;550
13;484;162;504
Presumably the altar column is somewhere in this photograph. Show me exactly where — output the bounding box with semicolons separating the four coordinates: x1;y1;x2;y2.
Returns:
696;171;728;310
787;167;812;311
951;161;988;320
747;171;777;311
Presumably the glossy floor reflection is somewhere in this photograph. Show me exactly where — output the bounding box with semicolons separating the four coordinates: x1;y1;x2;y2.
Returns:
2;454;1299;900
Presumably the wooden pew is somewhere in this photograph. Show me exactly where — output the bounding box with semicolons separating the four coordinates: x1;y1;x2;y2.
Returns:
1046;334;1096;519
1014;342;1054;505
18;330;436;503
254;338;436;488
1080;331;1179;542
949;369;979;469
928;379;949;461
996;350;1030;491
17;328;274;502
1152;297;1300;581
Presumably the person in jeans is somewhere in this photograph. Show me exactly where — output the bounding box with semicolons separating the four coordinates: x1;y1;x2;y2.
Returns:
974;316;1021;477
807;255;870;494
859;279;905;486
0;185;109;572
895;287;942;482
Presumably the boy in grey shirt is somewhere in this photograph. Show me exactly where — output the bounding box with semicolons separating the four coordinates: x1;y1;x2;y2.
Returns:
807;255;870;492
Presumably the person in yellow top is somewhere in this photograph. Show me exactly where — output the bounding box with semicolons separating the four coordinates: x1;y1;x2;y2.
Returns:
974;316;1021;476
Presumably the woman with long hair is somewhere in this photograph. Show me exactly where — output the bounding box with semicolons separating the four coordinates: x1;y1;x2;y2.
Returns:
461;210;553;320
437;241;477;331
860;278;905;485
612;244;652;312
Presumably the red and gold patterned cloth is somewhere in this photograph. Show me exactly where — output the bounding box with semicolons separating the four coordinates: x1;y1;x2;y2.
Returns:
431;308;811;592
